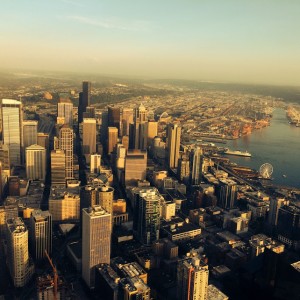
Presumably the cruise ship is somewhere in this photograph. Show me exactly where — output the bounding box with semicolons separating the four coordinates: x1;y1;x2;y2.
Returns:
223;149;252;157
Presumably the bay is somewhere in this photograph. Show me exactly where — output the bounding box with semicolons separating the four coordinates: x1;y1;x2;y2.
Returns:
224;108;300;188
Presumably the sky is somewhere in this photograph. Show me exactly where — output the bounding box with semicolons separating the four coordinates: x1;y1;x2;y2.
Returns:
0;0;300;85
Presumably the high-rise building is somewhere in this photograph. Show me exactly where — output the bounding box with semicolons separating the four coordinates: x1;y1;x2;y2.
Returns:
134;103;148;150
177;252;209;300
51;150;66;185
217;179;237;210
146;120;158;146
108;127;118;155
134;188;161;245
37;132;50;158
26;144;46;181
121;108;134;136
0;202;18;238
191;147;203;185
90;153;101;174
167;123;181;169
82;205;111;288
97;186;114;215
29;209;52;261
277;203;300;249
1;99;22;166
124;150;147;187
49;192;80;221
78;81;91;124
57;94;73;127
0;142;10;174
82;118;97;164
59;125;74;180
268;197;289;227
6;217;34;287
22;120;38;161
108;106;121;133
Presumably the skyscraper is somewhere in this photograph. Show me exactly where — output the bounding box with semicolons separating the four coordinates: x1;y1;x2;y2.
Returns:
146;120;158;146
29;209;52;261
134;103;148;149
97;186;114;215
108;127;118;155
26;144;46;181
51;150;66;185
22;120;38;161
191;147;203;185
217;179;237;210
6;217;34;287
121;108;134;136
78;81;91;124
57;94;73;127
1;99;22;166
90;153;101;174
82;118;97;164
124;150;147;186
177;253;209;300
82;205;112;288
167;123;181;169
59;125;74;180
108;106;121;132
268;197;289;227
134;188;161;245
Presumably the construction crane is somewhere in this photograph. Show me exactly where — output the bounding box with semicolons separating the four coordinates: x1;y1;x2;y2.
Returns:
45;250;58;300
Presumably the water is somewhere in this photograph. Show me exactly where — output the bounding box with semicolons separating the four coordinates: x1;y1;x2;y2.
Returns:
223;108;300;188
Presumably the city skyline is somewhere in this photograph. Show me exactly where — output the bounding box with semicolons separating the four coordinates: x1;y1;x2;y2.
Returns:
1;0;300;86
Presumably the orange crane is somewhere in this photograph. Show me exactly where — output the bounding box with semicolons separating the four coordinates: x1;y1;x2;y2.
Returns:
45;250;58;300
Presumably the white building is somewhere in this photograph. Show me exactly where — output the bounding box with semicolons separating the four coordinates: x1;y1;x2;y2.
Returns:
26;144;46;181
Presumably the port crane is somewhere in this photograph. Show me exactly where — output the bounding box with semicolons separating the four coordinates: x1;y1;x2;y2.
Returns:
45;250;58;300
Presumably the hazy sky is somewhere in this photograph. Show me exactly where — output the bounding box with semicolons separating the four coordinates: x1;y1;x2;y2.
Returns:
1;0;300;85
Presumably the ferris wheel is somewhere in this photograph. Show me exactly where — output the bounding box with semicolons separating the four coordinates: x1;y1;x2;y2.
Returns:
259;163;273;179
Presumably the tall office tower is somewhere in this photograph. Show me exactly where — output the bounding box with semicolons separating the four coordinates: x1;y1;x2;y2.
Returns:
121;135;129;151
108;106;121;133
191;147;203;185
90;153;101;174
81;186;97;208
108;127;118;155
29;209;52;261
147;120;158;146
37;133;49;157
217;179;237;210
22;120;38;161
277;203;300;249
0;203;18;238
82;118;97;164
134;188;161;245
49;192;80;221
100;111;108;145
167;123;181;169
177;253;209;300
84;106;96;118
6;217;33;287
82;205;112;288
124;150;147;186
1;99;22;166
57;94;73;127
51;150;66;185
78;81;91;124
177;158;190;182
134;103;148;149
121;108;134;136
268;198;289;227
8;176;20;196
116;144;126;169
59;125;74;180
97;186;114;215
26;144;46;181
0;142;10;174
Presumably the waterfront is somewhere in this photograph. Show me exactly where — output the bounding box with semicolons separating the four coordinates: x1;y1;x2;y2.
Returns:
224;108;300;188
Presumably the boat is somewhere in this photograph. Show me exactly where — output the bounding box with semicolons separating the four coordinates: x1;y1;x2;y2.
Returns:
282;174;287;178
223;149;252;157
